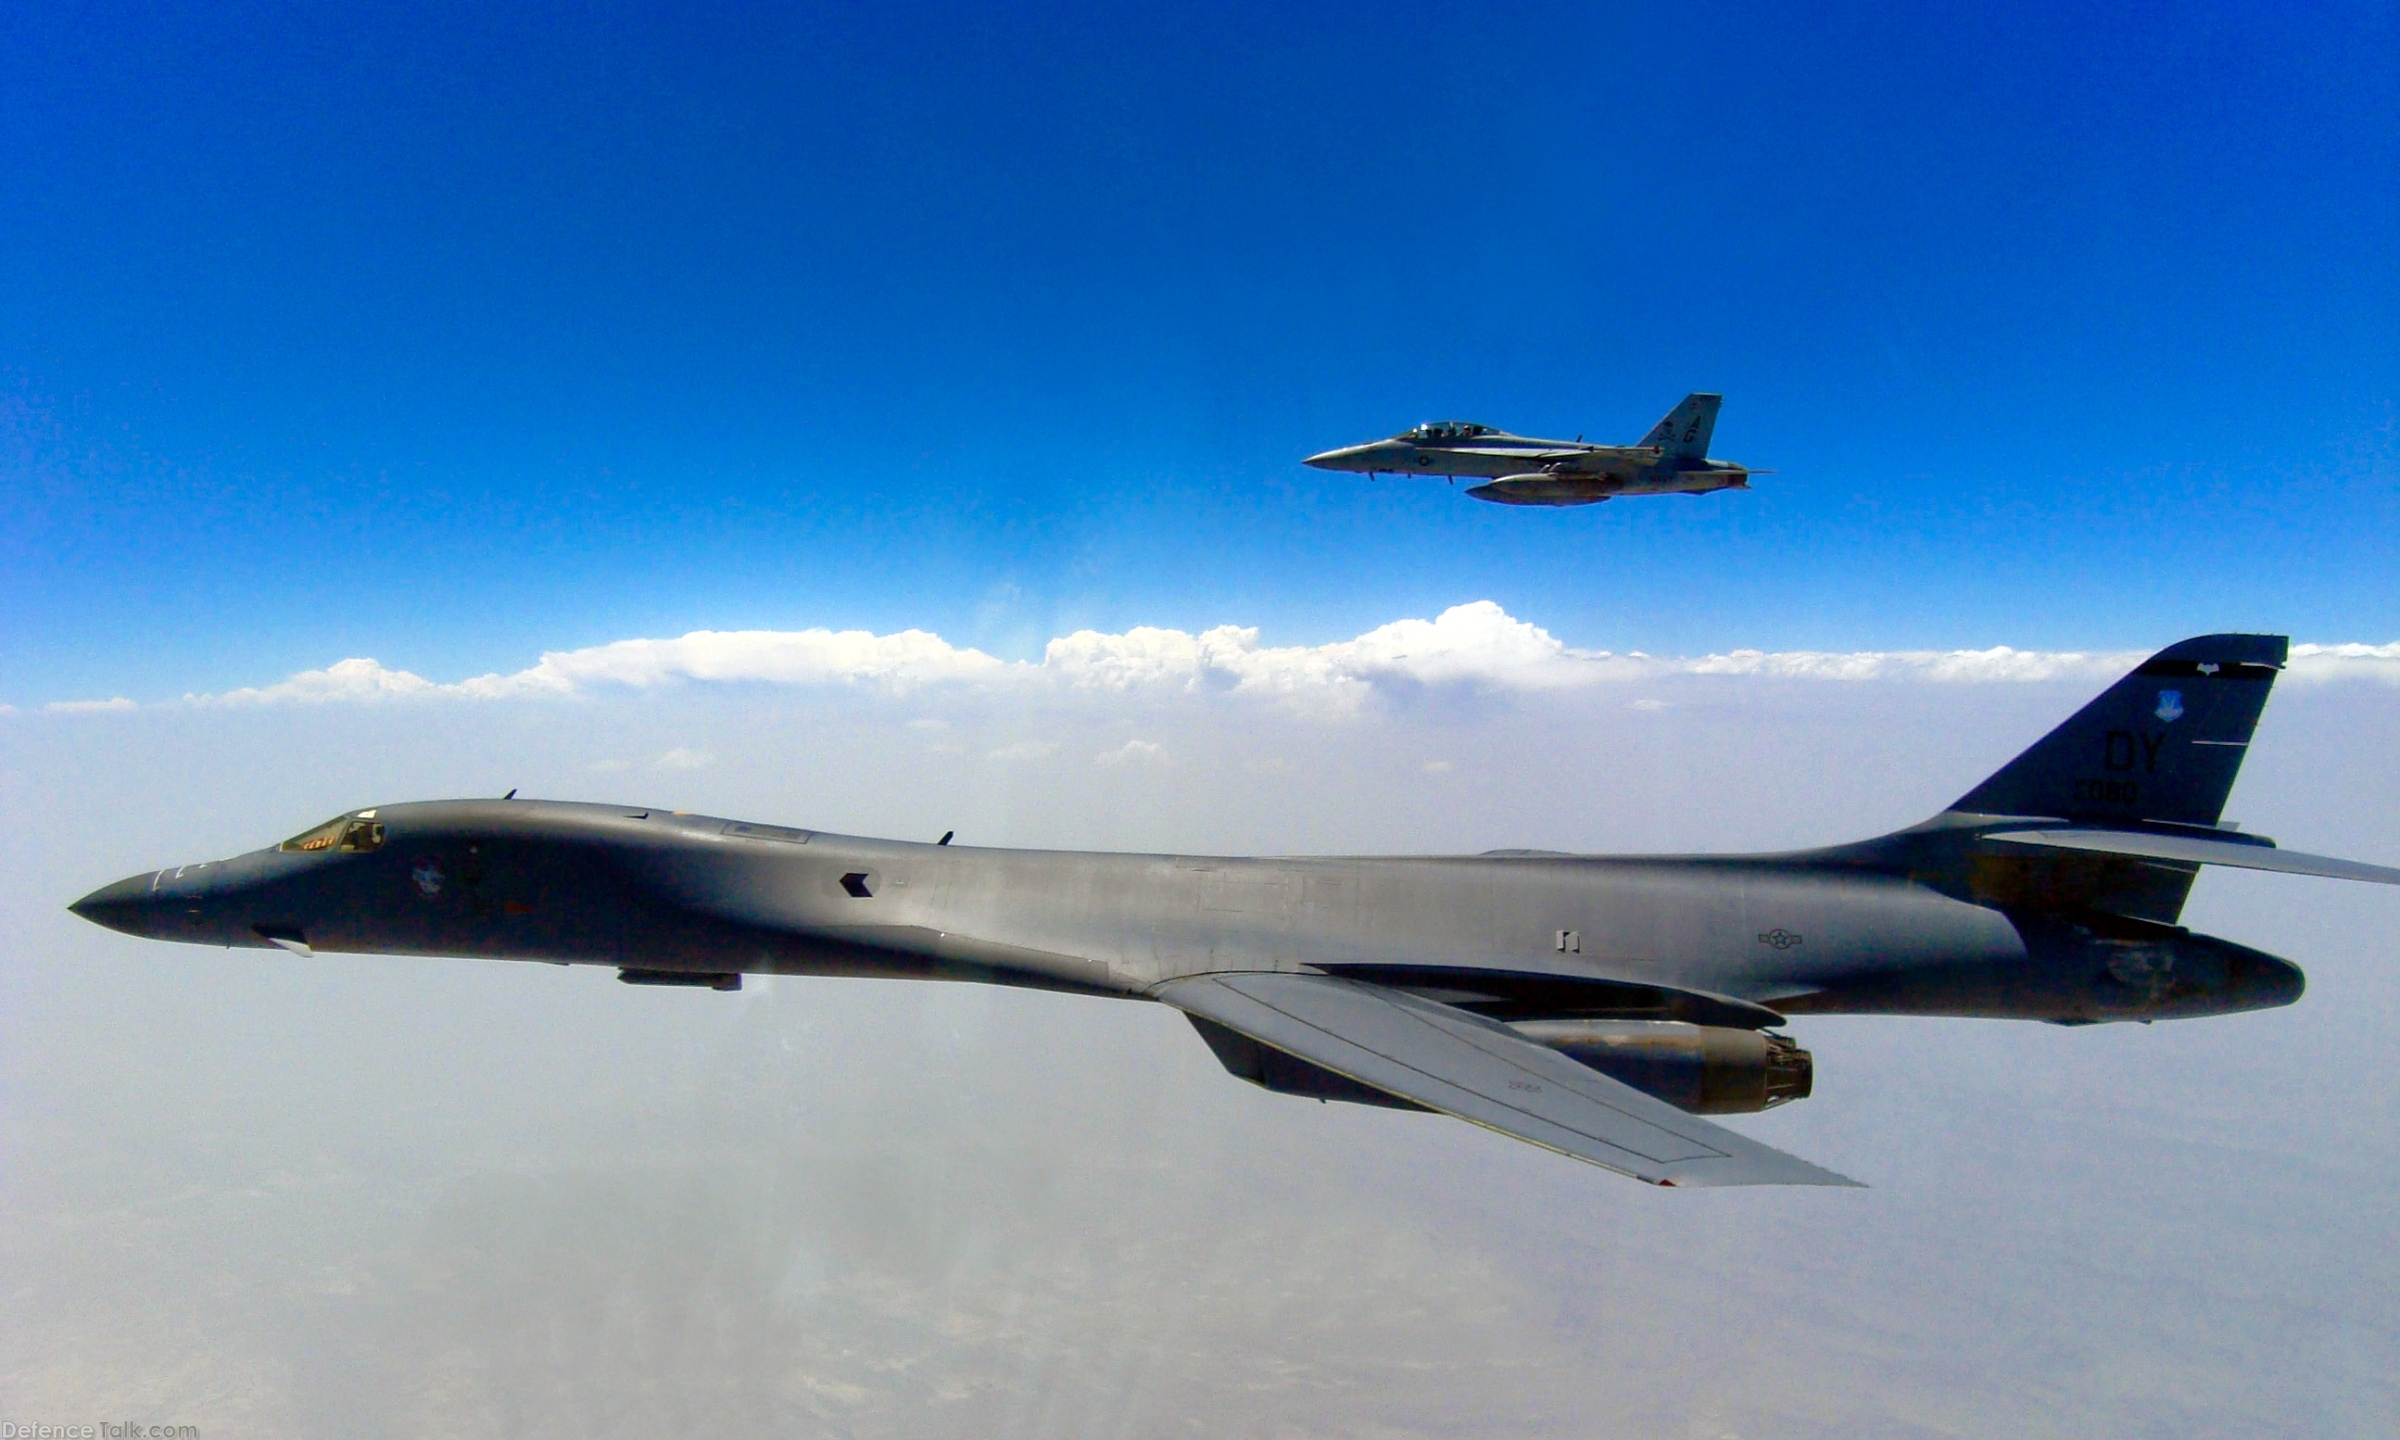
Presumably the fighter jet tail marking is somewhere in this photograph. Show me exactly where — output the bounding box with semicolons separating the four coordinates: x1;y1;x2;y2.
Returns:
1636;392;1722;459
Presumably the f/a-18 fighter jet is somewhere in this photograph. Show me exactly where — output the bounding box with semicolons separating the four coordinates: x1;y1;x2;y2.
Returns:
72;636;2397;1188
1305;392;1758;506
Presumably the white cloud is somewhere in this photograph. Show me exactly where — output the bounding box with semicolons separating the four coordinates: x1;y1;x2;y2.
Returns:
192;629;1008;707
99;604;2400;714
987;740;1059;762
460;626;1010;697
43;696;138;713
1042;602;1607;699
1421;760;1453;774
1096;739;1165;767
200;657;441;705
2287;641;2400;685
1673;644;2143;682
654;747;714;771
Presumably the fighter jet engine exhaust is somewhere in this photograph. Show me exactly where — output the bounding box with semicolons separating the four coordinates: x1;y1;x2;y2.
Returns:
1508;1020;1813;1114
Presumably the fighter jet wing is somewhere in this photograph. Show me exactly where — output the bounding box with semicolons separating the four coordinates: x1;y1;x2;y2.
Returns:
1983;829;2400;885
1152;971;1857;1187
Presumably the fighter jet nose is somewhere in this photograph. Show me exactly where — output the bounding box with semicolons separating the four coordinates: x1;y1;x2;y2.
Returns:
69;872;162;936
1305;444;1378;470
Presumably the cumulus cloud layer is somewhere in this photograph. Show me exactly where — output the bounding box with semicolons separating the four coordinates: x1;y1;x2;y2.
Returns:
36;602;2391;713
42;696;138;713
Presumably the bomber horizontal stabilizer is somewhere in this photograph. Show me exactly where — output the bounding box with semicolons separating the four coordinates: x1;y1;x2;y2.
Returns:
1154;971;1857;1188
1983;829;2400;886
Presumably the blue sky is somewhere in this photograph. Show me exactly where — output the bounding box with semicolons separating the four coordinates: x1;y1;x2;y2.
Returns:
3;0;2394;703
8;11;2400;1428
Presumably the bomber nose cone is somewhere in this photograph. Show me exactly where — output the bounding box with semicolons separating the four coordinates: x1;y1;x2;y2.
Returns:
69;872;161;937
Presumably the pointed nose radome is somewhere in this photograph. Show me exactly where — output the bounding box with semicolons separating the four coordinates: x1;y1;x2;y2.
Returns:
69;872;162;936
1305;443;1382;471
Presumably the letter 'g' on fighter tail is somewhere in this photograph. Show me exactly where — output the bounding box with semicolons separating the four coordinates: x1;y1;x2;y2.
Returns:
1636;393;1721;459
1949;634;2287;827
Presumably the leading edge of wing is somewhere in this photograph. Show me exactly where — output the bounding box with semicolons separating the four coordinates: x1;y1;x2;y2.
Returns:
1983;829;2400;886
1153;972;1858;1188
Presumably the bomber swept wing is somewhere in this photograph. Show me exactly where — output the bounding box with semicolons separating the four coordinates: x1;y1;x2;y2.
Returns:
1155;971;1858;1187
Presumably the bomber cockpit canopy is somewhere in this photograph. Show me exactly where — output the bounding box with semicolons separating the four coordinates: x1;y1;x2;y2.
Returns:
1401;420;1494;443
280;810;386;854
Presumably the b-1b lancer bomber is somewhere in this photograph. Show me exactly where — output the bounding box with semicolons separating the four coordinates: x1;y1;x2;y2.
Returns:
72;636;2397;1188
1305;392;1759;506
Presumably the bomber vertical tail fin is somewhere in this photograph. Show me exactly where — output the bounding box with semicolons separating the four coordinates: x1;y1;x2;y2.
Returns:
1819;631;2390;955
1884;634;2290;923
1950;634;2287;828
1636;393;1721;459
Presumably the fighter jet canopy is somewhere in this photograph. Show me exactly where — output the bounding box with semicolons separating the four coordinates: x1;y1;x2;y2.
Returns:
1400;420;1494;442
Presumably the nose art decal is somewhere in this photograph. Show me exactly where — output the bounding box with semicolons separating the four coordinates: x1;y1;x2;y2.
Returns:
412;858;447;896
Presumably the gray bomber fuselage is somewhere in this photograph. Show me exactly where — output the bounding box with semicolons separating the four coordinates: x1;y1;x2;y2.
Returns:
73;797;2299;1027
77;634;2377;1187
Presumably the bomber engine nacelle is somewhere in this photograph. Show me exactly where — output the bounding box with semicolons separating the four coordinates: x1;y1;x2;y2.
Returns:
1185;1011;1810;1116
1509;1019;1813;1114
